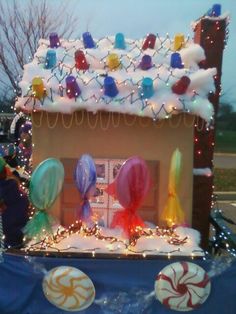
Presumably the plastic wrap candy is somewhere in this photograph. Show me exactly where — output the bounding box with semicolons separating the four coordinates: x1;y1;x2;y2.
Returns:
161;149;185;227
74;154;97;222
207;4;221;17
140;55;152;70
104;76;119;97
82;32;95;49
107;156;151;236
140;77;154;99
172;76;190;95
49;32;60;48
173;34;185;51
43;266;95;311
32;77;46;100
155;262;211;311
75;50;89;71
114;33;126;49
45;50;56;69
142;33;156;50
23;158;64;239
66;75;81;98
170;53;183;69
107;53;121;71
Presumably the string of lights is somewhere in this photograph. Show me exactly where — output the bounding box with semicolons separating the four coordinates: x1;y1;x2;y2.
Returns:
15;34;214;124
22;220;202;257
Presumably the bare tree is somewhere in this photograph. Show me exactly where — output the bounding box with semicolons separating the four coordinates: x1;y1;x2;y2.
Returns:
0;0;77;97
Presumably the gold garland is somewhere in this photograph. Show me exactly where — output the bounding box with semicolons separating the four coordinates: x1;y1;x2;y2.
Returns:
61;113;74;129
87;112;99;130
123;114;137;126
111;112;121;128
138;116;151;128
46;112;59;129
31;111;44;128
153;119;165;129
183;113;195;128
99;111;111;131
75;111;85;126
168;114;183;129
195;116;206;131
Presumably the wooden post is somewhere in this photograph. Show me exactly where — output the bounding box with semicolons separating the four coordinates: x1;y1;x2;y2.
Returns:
192;16;227;249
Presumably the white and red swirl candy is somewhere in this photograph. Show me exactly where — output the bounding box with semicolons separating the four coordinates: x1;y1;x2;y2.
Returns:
155;261;211;311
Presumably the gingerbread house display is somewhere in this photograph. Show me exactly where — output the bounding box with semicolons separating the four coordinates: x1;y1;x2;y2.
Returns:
2;5;236;314
15;9;228;253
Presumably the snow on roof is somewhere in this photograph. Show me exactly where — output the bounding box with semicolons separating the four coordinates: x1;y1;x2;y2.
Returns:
15;35;216;122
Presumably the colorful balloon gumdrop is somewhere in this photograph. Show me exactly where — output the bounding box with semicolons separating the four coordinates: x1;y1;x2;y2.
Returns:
42;266;95;312
142;33;156;50
66;76;81;98
140;55;152;70
45;50;56;69
49;32;60;48
173;33;185;51
155;262;211;311
114;33;126;49
82;32;95;48
140;77;154;98
104;76;118;97
172;76;190;95
107;53;121;70
75;50;89;70
32;77;46;100
170;52;183;69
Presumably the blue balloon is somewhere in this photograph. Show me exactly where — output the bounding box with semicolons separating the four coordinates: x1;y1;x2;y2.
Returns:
74;154;97;222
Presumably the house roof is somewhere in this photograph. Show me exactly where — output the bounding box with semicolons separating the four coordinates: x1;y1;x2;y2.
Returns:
15;35;216;123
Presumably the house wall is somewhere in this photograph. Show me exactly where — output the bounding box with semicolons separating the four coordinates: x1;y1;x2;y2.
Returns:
31;111;194;226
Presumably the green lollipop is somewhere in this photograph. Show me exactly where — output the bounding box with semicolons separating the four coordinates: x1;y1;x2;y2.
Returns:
24;158;64;239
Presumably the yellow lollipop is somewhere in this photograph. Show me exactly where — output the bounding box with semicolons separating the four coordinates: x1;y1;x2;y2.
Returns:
42;266;95;312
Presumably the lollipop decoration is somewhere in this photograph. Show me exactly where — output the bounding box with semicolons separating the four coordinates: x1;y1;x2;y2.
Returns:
23;158;64;239
161;148;185;227
155;261;211;311
74;154;97;222
107;156;151;237
43;266;95;312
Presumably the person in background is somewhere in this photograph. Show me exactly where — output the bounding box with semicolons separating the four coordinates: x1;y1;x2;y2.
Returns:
0;157;29;248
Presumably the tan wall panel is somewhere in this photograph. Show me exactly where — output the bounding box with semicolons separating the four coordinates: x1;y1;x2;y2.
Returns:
32;111;194;225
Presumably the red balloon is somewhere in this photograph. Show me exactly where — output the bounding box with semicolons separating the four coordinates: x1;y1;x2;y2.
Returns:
107;156;151;236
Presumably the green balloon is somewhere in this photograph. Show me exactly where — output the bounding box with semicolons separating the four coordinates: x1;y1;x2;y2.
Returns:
29;158;64;210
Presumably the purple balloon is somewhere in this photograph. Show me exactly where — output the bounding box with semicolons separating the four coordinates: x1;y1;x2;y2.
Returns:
74;154;97;221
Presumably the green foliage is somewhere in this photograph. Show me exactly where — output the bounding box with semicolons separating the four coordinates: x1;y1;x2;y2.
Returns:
214;168;236;191
217;103;236;131
215;130;236;153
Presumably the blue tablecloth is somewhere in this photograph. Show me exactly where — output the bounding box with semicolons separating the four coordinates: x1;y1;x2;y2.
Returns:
0;253;236;314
